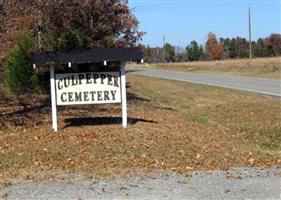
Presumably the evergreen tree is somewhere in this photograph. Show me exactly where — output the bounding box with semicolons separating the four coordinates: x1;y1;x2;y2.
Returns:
164;43;175;62
186;40;201;61
254;38;269;57
4;32;40;94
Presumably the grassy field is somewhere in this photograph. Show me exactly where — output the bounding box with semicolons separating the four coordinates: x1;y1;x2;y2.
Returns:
129;57;281;79
0;75;280;185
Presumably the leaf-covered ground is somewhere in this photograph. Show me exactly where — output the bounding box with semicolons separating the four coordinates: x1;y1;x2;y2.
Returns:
0;75;280;185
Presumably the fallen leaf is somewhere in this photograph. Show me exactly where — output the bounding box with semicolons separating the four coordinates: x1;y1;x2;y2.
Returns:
248;158;255;166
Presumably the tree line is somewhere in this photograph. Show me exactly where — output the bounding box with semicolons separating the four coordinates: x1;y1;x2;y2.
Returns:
142;32;281;63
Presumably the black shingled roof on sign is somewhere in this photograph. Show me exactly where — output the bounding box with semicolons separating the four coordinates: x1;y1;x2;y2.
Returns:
32;47;143;65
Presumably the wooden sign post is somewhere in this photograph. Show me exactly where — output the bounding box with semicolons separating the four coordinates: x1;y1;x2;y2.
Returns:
50;65;58;132
120;62;127;128
33;48;142;132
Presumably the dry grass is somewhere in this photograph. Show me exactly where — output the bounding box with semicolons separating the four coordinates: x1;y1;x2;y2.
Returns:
129;57;281;79
0;75;280;185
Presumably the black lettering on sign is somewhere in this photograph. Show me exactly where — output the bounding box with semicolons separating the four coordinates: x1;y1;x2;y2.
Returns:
97;91;103;101
107;75;113;86
71;75;78;86
68;92;74;102
75;92;82;102
58;79;63;90
111;90;117;101
84;92;89;101
64;77;71;88
114;77;119;87
61;92;67;102
90;91;96;101
104;91;110;101
93;74;99;84
86;73;92;84
100;74;106;84
78;74;84;85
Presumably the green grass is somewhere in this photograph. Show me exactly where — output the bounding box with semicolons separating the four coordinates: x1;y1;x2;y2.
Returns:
192;114;210;124
0;151;27;170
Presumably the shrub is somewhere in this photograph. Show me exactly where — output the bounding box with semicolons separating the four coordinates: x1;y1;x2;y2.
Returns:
4;33;40;94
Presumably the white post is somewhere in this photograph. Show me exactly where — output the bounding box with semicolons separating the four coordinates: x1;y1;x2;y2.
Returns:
120;62;128;128
50;65;58;132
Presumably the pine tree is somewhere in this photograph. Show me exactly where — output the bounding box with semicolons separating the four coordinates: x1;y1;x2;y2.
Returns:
186;40;201;61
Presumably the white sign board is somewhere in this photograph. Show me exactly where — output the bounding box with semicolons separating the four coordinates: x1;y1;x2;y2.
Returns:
55;72;121;105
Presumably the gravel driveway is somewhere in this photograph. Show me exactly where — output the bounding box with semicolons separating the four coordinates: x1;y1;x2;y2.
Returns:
1;167;281;200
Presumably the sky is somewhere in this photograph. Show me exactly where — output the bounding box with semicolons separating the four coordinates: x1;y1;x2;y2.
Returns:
128;0;281;47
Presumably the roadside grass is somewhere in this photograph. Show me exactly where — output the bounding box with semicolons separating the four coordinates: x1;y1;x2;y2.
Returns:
0;75;280;184
192;115;210;124
131;75;281;157
243;128;281;156
128;57;281;79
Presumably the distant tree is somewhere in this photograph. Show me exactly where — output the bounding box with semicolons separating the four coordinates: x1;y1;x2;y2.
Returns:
220;37;231;58
175;52;187;62
175;46;187;62
186;40;202;61
164;43;175;62
254;38;269;57
141;45;152;63
235;37;249;58
228;38;237;58
141;45;163;63
265;33;281;56
205;32;224;60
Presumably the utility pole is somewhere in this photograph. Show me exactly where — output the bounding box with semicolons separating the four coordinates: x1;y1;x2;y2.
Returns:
163;35;166;63
248;7;252;59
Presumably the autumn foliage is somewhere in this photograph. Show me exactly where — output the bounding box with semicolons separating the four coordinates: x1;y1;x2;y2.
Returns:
206;32;224;60
0;0;143;54
38;0;143;50
265;34;281;56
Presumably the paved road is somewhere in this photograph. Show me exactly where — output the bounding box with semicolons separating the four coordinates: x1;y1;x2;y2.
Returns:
130;68;281;97
1;168;281;199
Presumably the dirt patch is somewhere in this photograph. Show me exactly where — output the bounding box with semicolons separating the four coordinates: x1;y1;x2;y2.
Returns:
0;75;280;185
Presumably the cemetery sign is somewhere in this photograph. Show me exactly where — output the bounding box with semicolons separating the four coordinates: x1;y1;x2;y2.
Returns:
56;72;121;105
32;48;143;132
